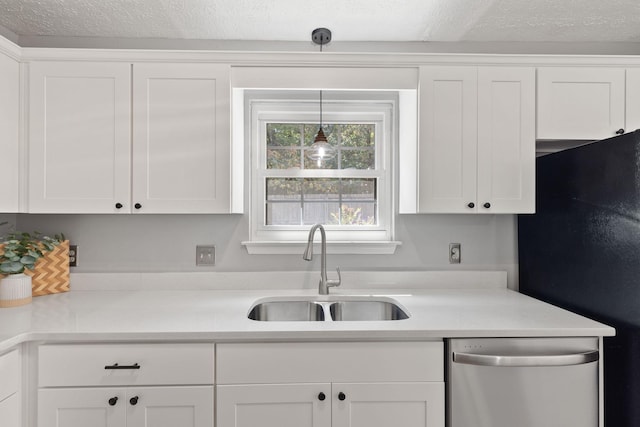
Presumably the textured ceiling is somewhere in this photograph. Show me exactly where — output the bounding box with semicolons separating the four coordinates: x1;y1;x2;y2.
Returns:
1;0;640;44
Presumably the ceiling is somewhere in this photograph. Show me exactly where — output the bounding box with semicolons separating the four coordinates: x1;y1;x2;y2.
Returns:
1;0;640;49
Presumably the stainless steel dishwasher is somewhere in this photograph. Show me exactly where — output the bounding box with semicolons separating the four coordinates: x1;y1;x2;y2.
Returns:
448;337;599;427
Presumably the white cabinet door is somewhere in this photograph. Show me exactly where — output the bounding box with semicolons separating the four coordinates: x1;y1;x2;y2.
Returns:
0;393;20;427
38;388;126;427
0;51;20;212
29;61;132;213
537;67;625;140
332;383;444;427
626;68;640;132
132;63;231;213
477;67;535;214
127;386;213;427
0;348;20;427
418;66;478;213
217;384;331;427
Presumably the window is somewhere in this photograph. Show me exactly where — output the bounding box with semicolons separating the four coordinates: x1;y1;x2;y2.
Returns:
244;91;399;254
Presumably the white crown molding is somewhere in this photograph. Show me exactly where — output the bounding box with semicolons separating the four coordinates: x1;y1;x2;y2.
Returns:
0;34;21;61
15;46;640;68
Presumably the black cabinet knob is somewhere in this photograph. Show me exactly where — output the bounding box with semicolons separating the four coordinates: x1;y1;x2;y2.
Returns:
616;128;625;135
130;396;139;405
483;202;491;209
115;203;123;209
318;392;326;401
338;392;346;401
467;202;475;208
108;397;118;406
134;203;142;209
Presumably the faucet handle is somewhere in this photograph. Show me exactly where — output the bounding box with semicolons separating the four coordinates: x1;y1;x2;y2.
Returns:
327;267;341;289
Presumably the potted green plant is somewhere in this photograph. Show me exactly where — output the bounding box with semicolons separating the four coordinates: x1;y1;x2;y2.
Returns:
0;228;64;308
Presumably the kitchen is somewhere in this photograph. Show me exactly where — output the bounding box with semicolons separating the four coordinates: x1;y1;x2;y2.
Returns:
0;1;637;426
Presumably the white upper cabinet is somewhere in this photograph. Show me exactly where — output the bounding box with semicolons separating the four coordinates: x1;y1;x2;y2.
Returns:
132;63;230;213
625;68;640;133
537;67;626;140
29;61;232;213
0;51;20;213
415;66;535;214
417;66;478;213
477;67;535;214
29;61;132;213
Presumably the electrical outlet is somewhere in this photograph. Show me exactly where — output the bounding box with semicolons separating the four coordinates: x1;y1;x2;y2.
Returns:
449;243;461;264
196;245;216;266
69;245;78;267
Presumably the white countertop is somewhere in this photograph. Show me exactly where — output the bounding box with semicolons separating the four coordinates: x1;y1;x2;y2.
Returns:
0;286;615;352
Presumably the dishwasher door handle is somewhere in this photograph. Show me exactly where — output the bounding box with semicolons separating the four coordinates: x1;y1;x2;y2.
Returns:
452;350;599;367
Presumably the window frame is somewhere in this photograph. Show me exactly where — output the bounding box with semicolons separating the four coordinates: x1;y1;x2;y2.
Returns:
246;91;398;249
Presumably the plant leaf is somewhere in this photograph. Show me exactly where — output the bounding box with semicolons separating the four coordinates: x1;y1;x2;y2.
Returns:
0;261;24;274
20;255;37;265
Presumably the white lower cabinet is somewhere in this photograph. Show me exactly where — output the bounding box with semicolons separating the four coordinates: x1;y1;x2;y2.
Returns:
217;382;443;427
38;386;213;427
0;349;21;427
217;384;330;427
216;342;445;427
36;343;215;427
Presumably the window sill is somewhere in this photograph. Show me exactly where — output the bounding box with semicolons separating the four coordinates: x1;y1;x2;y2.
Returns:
242;240;402;255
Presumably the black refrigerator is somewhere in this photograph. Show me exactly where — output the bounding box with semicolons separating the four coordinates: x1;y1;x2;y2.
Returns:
518;130;640;427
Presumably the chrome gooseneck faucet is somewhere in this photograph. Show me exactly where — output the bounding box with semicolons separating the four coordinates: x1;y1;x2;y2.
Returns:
303;224;341;295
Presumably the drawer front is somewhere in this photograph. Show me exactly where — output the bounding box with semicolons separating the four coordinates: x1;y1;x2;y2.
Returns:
38;343;214;387
217;341;443;384
0;349;20;402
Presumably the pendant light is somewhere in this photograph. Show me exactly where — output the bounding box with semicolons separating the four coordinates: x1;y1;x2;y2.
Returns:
307;28;336;165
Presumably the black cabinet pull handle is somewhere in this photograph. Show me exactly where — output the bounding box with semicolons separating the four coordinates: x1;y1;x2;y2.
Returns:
483;202;491;209
130;396;139;405
318;392;326;401
338;392;346;401
108;397;118;406
467;202;475;208
134;203;142;209
104;363;141;370
115;203;123;209
616;128;625;135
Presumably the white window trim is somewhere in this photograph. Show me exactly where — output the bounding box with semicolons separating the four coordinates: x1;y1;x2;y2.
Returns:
241;91;402;255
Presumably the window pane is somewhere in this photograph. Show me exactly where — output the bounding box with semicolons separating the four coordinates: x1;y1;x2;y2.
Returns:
342;149;375;170
303;179;340;200
266;178;301;200
342;179;376;201
266;202;301;225
304;151;338;170
267;124;302;147
340;203;377;225
267;148;301;169
341;124;374;147
303;202;340;225
303;124;337;146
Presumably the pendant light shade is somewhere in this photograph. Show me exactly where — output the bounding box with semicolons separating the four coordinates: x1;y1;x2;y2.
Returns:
308;127;335;162
306;28;336;165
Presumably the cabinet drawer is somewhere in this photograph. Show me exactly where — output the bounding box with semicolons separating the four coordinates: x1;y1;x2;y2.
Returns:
0;349;20;402
38;343;214;387
217;341;443;384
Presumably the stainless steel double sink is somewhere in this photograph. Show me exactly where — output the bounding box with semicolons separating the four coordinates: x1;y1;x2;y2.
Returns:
248;297;410;322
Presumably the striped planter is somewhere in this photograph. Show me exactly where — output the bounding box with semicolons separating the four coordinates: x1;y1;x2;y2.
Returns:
0;273;32;307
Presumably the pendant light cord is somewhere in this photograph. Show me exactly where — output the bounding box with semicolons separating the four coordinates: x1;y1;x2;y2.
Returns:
319;34;323;130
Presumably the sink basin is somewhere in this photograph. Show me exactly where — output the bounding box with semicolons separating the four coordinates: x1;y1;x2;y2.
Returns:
329;300;409;321
248;301;325;321
248;297;410;322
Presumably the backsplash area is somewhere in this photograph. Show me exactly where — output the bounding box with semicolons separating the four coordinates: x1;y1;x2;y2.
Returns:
14;213;518;287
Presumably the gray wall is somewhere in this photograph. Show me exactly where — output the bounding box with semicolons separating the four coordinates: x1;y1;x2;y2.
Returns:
16;213;519;287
